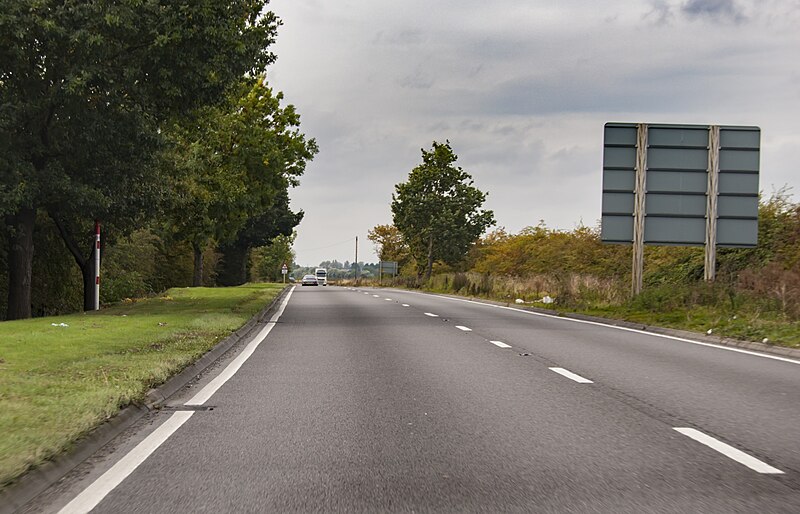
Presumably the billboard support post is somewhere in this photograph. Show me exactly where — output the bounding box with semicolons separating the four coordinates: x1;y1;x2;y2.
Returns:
704;125;721;282
632;123;648;296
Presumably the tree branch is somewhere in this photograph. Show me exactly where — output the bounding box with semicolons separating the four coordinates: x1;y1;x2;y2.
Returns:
50;212;89;268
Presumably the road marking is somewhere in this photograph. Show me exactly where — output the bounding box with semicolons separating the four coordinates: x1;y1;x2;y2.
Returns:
549;367;593;383
58;411;194;514
186;286;294;405
373;294;380;297
400;291;800;366
385;298;393;301
673;428;784;474
455;325;472;331
490;340;512;349
424;312;439;317
402;304;410;307
60;287;297;511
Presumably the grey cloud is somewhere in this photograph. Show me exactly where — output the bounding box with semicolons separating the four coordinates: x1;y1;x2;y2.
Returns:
398;69;435;89
644;1;675;25
681;0;746;22
373;29;425;46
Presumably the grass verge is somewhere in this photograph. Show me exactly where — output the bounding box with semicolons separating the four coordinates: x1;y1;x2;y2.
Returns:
0;283;284;488
339;277;800;348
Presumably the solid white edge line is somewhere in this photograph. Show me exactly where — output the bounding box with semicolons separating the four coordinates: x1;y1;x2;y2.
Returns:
58;411;194;514
398;290;800;366
424;312;439;317
490;340;512;349
186;286;295;406
455;325;472;332
549;367;594;384
674;427;784;474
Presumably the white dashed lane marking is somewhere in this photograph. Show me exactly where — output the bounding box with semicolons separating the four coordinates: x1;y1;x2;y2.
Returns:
455;326;472;332
549;367;593;384
402;304;410;307
490;340;512;349
424;313;439;317
674;428;784;474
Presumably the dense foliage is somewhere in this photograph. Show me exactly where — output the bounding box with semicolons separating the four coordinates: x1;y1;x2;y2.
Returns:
0;1;314;319
391;141;495;279
400;191;800;344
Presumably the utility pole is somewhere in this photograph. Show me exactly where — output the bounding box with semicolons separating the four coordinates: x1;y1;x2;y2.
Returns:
354;236;359;283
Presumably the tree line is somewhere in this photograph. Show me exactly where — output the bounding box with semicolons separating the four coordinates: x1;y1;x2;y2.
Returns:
0;1;317;320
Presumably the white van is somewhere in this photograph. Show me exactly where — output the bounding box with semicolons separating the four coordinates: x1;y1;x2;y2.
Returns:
315;268;328;286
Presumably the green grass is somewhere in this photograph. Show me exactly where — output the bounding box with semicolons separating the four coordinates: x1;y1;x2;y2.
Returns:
567;304;800;347
0;283;284;488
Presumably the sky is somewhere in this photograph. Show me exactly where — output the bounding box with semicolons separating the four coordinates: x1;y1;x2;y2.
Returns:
266;0;800;266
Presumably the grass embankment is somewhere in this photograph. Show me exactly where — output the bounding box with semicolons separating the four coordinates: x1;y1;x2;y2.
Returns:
343;275;800;348
0;283;284;488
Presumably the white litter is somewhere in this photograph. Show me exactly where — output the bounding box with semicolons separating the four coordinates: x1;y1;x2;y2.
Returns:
515;298;524;304
51;323;69;328
541;296;554;304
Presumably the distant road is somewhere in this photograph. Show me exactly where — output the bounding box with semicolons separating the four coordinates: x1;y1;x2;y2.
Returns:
38;286;800;512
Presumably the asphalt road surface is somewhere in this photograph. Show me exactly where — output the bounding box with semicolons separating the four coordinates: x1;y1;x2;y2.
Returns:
32;285;800;513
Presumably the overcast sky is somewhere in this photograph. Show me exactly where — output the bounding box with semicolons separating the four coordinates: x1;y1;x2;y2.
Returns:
267;0;800;266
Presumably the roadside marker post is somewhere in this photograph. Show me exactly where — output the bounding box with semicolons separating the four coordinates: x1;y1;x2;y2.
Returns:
94;220;101;310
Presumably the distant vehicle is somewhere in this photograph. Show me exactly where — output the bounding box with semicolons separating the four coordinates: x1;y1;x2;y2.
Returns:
315;267;328;286
301;274;318;286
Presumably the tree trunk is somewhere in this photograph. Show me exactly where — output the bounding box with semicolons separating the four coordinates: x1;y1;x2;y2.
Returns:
192;243;204;287
217;244;250;286
424;234;434;282
50;214;98;311
5;207;37;320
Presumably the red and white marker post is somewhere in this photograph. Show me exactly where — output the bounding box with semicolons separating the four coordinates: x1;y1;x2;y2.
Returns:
94;220;101;310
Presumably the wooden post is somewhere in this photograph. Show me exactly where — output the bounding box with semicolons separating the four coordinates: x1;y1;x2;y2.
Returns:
704;125;720;282
632;123;648;296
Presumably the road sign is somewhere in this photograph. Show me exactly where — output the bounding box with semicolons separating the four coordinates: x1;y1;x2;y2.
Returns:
379;261;398;283
601;123;760;292
379;261;398;275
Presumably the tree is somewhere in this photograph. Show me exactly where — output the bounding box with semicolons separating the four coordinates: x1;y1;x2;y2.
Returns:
252;233;297;282
216;190;305;286
367;224;411;270
391;141;495;280
163;76;315;287
1;0;279;318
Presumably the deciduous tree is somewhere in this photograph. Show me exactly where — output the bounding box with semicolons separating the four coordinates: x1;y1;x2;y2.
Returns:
391;141;495;280
1;0;279;318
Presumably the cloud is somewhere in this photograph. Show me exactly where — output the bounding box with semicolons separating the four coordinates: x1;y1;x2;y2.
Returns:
373;29;425;46
268;0;800;265
644;1;675;25
681;0;746;22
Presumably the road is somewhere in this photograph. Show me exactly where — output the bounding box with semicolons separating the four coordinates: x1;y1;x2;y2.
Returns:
32;285;800;513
